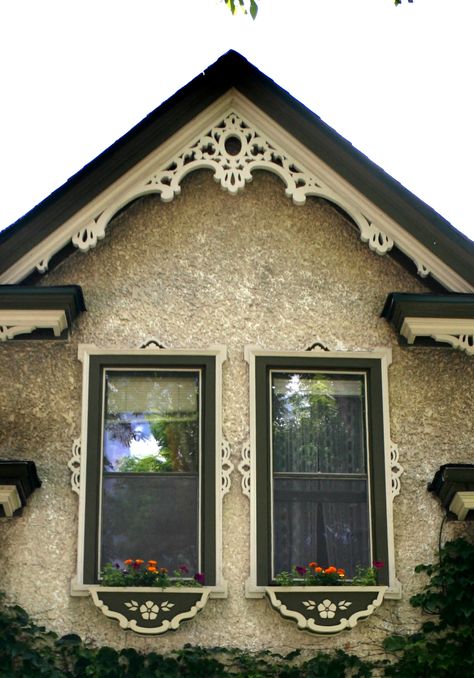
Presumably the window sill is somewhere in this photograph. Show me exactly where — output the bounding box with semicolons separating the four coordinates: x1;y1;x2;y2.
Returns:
265;586;387;635
89;586;211;635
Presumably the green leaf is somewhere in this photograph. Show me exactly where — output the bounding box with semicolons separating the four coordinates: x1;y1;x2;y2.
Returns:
383;635;407;652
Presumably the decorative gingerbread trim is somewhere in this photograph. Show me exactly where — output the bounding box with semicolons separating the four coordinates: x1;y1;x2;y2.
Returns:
221;437;234;497
390;441;403;498
238;439;251;499
4;97;469;292
68;437;81;496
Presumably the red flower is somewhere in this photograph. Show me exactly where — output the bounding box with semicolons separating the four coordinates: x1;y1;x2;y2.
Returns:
194;572;205;585
373;560;385;569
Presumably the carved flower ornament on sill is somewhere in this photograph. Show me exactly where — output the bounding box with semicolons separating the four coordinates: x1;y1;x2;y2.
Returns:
100;559;205;587
91;559;209;635
266;561;387;635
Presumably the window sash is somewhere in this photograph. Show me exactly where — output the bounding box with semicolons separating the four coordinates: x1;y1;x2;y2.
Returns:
269;369;372;579
82;353;217;586
253;354;389;587
97;367;202;576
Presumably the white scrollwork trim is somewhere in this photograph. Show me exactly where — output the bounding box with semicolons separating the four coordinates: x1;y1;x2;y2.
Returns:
390;442;403;499
359;221;394;255
41;111;400;268
72;215;107;252
68;437;81;496
432;333;474;356
221;437;234;497
415;261;430;278
36;258;50;274
238;439;251;499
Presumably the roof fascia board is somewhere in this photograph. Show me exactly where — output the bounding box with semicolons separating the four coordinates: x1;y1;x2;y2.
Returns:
0;63;233;275
0;93;236;284
233;92;473;292
1;89;472;293
232;66;474;286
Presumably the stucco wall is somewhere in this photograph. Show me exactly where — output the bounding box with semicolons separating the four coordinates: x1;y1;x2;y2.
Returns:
1;170;473;656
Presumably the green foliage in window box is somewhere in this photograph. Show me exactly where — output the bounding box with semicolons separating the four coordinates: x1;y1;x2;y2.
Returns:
274;561;384;586
100;559;204;587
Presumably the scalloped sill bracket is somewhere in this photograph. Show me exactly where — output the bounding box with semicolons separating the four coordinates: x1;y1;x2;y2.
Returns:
265;586;387;635
90;587;211;635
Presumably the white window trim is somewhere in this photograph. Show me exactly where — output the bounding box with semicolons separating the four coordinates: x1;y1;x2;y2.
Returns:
244;346;401;600
71;344;228;599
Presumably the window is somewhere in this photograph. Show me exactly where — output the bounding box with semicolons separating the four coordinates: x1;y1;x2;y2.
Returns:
76;347;226;591
246;348;398;596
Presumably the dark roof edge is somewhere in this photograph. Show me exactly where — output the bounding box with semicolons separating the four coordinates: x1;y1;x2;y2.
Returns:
0;285;86;323
1;50;473;287
382;292;474;328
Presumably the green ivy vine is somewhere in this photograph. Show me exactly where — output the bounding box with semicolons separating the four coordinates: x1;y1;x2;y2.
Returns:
1;538;473;677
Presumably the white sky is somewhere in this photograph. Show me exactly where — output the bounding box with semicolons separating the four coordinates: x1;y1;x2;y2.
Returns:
1;0;473;242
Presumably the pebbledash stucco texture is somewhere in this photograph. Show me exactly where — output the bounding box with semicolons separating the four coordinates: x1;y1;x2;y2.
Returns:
0;170;473;656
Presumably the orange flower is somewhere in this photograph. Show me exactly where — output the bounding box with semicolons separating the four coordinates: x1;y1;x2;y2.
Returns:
135;559;144;565
124;559;133;565
160;567;168;574
147;560;158;566
325;566;337;574
309;561;317;568
337;568;346;576
315;567;323;573
147;566;157;573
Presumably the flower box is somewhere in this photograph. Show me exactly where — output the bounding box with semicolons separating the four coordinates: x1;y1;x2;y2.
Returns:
90;587;210;635
265;586;387;635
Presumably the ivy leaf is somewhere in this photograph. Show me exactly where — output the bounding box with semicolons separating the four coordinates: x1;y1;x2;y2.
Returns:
383;635;407;652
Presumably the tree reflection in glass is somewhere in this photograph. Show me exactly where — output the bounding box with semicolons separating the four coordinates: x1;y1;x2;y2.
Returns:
100;370;200;575
271;372;370;578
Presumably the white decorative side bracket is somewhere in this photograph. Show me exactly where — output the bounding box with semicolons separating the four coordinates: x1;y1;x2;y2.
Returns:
221;438;234;497
68;438;81;496
238;439;251;499
390;442;403;498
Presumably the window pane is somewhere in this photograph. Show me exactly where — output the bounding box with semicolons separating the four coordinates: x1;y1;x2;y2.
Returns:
273;477;370;577
272;372;366;473
103;370;199;472
101;475;199;572
271;371;370;578
100;369;200;574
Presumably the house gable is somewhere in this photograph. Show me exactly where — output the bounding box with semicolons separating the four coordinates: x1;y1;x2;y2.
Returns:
0;51;473;292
